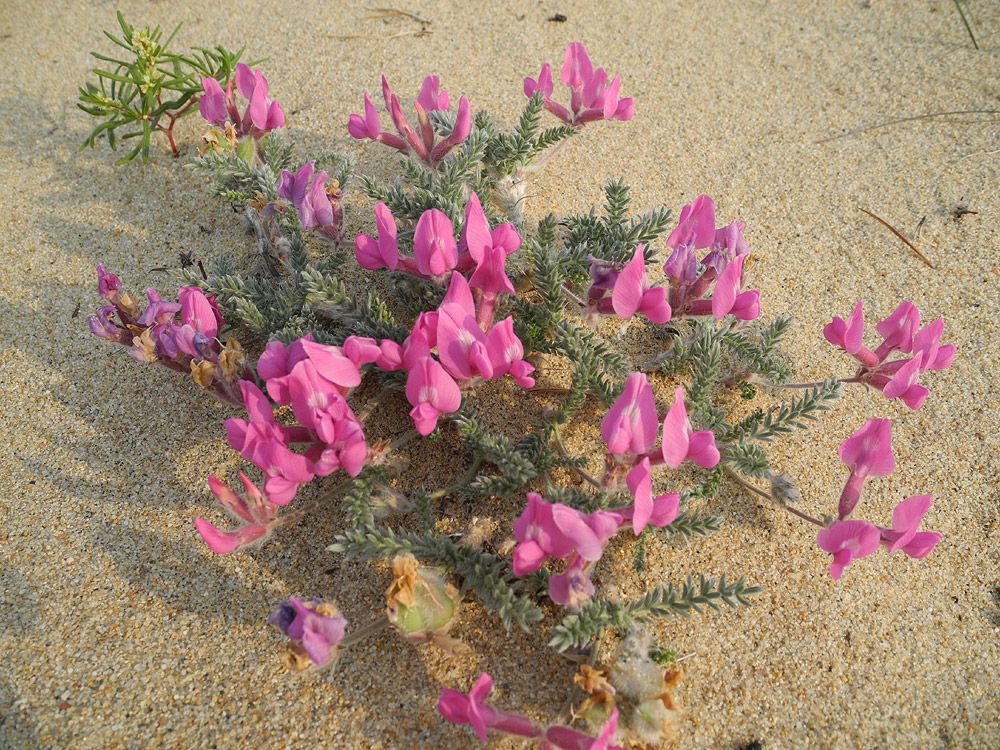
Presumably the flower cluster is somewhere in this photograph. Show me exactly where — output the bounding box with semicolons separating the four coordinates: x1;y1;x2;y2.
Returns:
199;62;285;144
524;42;634;127
824;299;955;409
584;196;759;325
275;160;344;242
349;75;471;165
354;195;535;434
88;265;250;404
816;418;942;579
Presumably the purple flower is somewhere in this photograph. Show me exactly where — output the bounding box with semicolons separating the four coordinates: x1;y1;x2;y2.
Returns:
268;596;347;669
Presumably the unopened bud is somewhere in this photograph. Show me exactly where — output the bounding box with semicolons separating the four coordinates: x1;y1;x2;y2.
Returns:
768;471;801;506
385;554;465;652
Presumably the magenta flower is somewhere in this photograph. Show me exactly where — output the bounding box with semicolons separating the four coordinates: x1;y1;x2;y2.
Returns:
199;64;284;137
194;473;282;555
874;301;920;356
178;286;219;338
540;707;624;750
601;372;659;458
877;494;942;558
416;75;450;112
837;418;895;519
611;244;671;324
660;387;720;469
484;317;536;388
405;356;462;435
711;255;760;320
525;43;633;126
624;458;680;535
414;209;459;279
88;305;126;342
816;520;881;580
911;318;956;373
299;338;364;393
287;360;366;476
347;92;408;152
96;264;121;304
355;201;400;271
277;161;339;235
513;493;620;576
268;596;347;669
666;195;716;251
438;673;540;743
823;298;877;366
881;353;929;410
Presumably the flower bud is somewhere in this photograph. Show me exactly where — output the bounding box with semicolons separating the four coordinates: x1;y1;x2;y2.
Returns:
768;471;801;506
385;554;466;653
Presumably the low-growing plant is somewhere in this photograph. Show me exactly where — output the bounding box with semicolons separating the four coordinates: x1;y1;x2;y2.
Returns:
83;26;953;748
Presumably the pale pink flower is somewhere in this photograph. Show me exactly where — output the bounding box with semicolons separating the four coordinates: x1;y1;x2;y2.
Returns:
437;302;494;381
823;299;876;366
666;195;716;250
548;555;596;608
416;75;450;112
347;92;408;152
525;43;633;126
660;387;720;469
484;317;535;388
816;520;881;580
702;220;751;274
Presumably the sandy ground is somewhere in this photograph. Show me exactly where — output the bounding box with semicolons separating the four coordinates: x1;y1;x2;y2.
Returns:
1;1;999;748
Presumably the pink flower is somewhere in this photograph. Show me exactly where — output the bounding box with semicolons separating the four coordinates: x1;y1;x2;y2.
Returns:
881;352;929;410
256;336;312;405
666;195;716;250
623;458;679;535
268;596;347;669
878;495;942;558
463;192;519;299
874;301;921;356
277;161;338;234
702;220;751;274
414;209;459;279
405;356;462;435
548;555;596;608
355;202;400;271
438;673;540;743
484;317;536;388
525;43;633;126
837;418;895;519
96;264;121;304
660;387;720;469
194;473;281;554
513;493;620;576
823;299;878;367
601;372;659;457
611;244;671;324
437;302;494;381
540;707;625;750
199;64;284;137
711;255;760;321
816;520;881;580
347;92;408;152
416;75;450;112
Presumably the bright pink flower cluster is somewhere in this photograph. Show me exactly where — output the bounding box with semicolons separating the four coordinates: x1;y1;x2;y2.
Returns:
354;195;534;434
349;75;471;165
222;335;383;508
439;672;624;749
824;299;955;409
525;42;634;127
816;419;942;579
276;160;343;241
199;63;285;138
586;196;759;325
88;265;247;403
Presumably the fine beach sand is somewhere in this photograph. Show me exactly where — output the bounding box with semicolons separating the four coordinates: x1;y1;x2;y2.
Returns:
2;1;999;748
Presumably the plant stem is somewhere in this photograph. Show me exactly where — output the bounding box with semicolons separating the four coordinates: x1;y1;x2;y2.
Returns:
724;467;826;527
429;457;483;499
341;616;392;647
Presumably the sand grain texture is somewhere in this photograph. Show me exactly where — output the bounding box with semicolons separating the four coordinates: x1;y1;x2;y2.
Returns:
1;1;998;748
